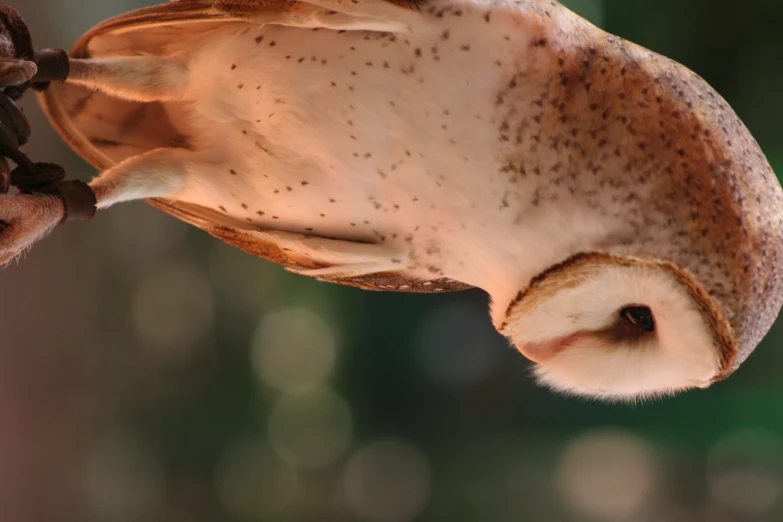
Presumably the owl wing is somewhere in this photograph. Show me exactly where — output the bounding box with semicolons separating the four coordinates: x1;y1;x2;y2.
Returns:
38;0;472;293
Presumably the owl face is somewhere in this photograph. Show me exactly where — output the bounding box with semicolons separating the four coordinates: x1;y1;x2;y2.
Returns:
500;254;736;401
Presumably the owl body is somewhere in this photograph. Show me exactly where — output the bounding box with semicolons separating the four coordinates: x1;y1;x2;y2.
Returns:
164;12;573;293
20;0;783;399
156;6;703;312
172;19;519;289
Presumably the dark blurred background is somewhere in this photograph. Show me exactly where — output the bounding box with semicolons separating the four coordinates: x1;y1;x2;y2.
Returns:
2;1;782;521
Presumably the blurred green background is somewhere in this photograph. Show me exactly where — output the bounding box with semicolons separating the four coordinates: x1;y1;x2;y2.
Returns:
2;0;783;521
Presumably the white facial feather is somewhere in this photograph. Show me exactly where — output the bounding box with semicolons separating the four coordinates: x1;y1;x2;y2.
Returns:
505;263;721;401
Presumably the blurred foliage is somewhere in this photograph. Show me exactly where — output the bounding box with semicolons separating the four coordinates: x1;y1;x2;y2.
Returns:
1;0;782;521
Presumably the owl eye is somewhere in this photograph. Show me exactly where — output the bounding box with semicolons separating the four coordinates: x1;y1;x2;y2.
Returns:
620;306;655;332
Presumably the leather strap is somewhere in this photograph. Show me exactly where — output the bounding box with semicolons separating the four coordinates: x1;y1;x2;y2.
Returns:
0;6;91;224
54;180;97;223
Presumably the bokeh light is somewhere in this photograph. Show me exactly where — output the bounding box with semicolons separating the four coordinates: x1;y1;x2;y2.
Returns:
557;428;656;520
82;430;165;522
707;428;783;516
131;260;215;360
215;438;299;520
268;387;352;468
251;307;337;392
343;438;431;522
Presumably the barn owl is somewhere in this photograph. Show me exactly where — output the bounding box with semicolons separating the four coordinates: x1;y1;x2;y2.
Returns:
2;0;781;401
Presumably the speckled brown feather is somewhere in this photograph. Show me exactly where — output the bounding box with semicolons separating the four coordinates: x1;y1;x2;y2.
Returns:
151;197;470;292
209;0;421;16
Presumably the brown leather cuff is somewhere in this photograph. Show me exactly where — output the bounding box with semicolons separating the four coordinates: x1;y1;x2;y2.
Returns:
55;180;96;223
31;49;70;90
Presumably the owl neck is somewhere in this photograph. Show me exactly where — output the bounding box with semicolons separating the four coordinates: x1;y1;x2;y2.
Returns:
430;199;636;330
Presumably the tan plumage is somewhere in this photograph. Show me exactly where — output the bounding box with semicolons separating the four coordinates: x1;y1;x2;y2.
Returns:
0;0;778;400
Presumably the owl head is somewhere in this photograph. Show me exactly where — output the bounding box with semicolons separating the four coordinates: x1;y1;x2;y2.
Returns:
493;10;783;402
499;253;743;401
495;128;783;403
493;146;783;402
